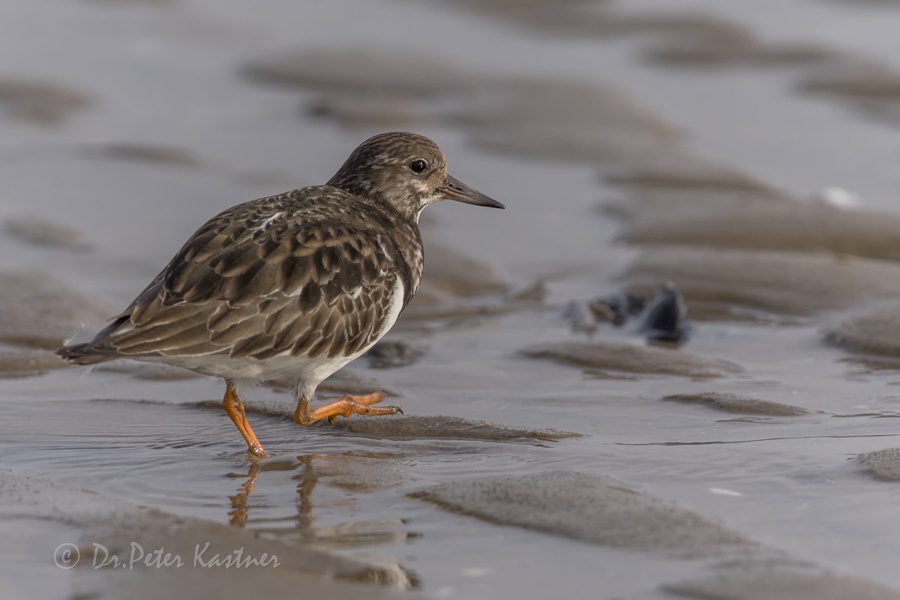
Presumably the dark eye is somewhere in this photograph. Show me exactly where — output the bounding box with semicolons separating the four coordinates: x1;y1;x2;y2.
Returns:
409;159;428;174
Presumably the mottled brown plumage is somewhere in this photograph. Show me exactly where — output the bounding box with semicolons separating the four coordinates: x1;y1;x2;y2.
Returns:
80;187;419;363
57;132;504;458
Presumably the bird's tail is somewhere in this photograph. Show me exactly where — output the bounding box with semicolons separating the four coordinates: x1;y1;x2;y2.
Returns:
56;342;115;366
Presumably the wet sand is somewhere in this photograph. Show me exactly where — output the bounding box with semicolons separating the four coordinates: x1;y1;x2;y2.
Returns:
6;0;900;599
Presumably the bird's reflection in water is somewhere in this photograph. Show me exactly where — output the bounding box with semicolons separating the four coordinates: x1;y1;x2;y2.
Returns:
293;454;323;534
227;454;324;530
226;453;420;549
227;460;259;528
226;452;422;588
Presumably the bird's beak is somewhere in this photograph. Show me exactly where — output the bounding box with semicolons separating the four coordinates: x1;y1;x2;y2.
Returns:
440;175;505;209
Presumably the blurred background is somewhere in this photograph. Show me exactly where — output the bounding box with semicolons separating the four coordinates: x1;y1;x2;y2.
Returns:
6;1;900;599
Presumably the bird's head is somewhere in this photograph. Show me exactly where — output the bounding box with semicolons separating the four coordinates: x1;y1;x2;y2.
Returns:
328;131;504;221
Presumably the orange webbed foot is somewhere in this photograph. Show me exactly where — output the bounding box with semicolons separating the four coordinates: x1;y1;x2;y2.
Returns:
293;390;402;426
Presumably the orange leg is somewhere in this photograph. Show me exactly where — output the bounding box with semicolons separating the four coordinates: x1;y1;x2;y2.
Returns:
293;390;402;426
223;380;269;459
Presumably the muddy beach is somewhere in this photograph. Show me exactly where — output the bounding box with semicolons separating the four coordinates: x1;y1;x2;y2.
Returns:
5;1;900;599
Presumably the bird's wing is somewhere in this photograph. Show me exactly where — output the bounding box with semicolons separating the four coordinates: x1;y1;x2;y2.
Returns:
87;196;404;361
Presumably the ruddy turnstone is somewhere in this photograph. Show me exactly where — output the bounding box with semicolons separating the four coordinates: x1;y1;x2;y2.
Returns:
57;132;504;458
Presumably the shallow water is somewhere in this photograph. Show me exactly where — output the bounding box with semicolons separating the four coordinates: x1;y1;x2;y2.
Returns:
6;0;900;599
